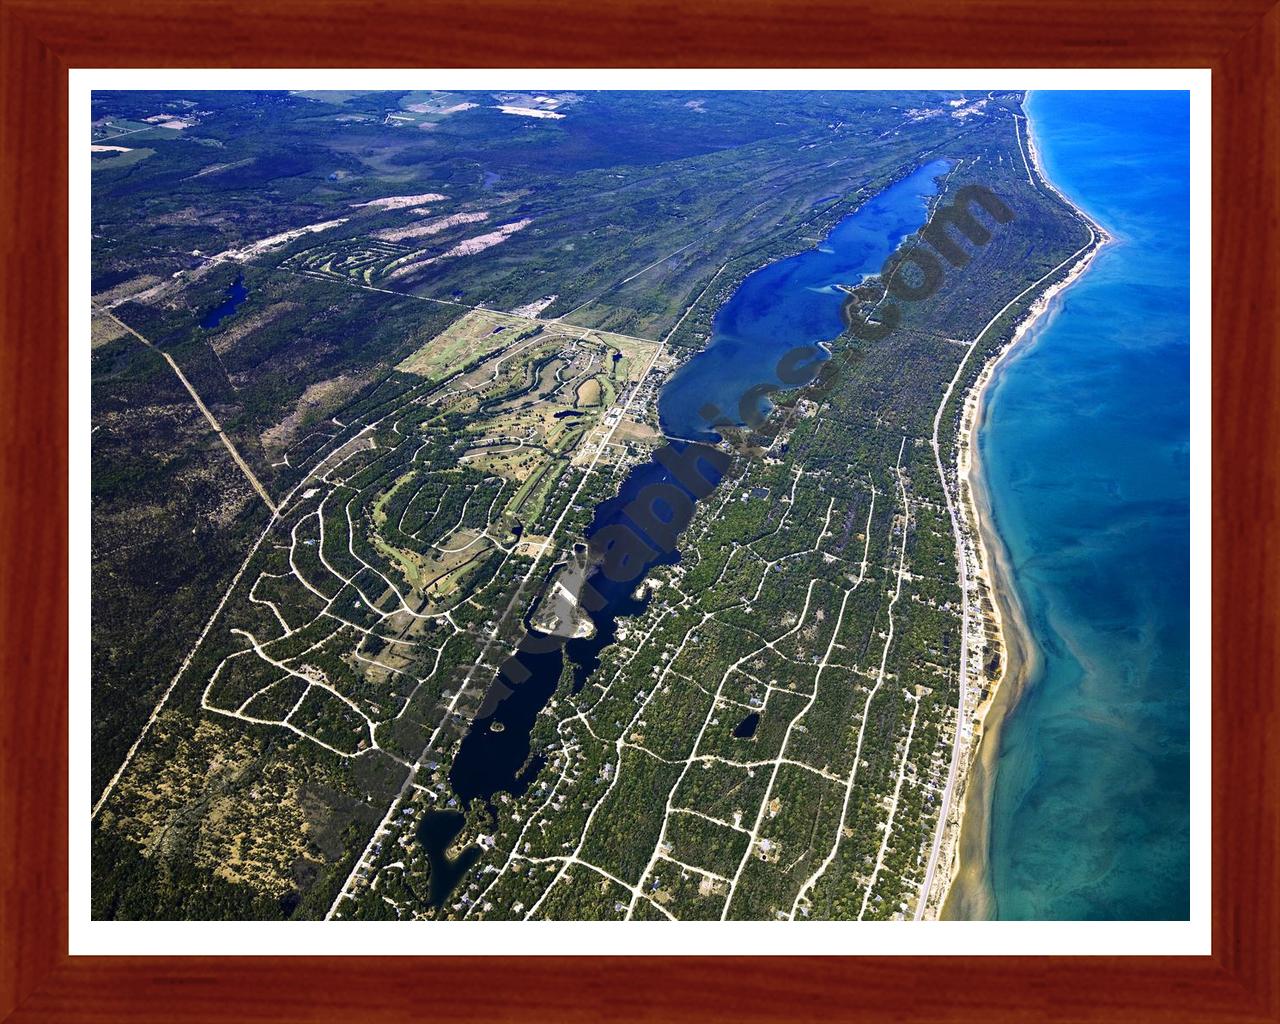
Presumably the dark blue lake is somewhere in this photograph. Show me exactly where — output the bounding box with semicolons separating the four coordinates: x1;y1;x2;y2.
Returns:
658;159;951;441
447;447;714;808
415;809;480;909
200;274;249;329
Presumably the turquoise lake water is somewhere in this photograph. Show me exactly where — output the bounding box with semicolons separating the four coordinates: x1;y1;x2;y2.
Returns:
980;91;1191;919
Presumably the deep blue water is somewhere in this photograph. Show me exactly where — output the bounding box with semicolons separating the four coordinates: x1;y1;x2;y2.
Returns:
659;159;951;440
200;274;249;328
415;809;480;909
447;447;713;808
431;452;713;902
980;91;1190;919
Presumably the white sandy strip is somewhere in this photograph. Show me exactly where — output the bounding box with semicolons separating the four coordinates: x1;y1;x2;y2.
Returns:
387;220;532;280
211;219;348;263
913;108;1114;921
373;211;488;243
406;101;477;115
495;106;564;119
915;227;1107;924
351;193;446;210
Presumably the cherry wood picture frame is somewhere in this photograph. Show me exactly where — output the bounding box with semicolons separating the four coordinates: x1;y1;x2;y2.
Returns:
2;1;1275;1020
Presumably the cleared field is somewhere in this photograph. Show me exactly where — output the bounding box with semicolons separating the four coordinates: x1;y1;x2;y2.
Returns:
91;148;156;171
91;311;130;348
397;91;479;118
396;309;546;385
595;331;659;383
289;90;383;104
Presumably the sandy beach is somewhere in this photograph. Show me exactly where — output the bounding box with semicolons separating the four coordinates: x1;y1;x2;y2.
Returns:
939;318;1043;919
928;104;1112;919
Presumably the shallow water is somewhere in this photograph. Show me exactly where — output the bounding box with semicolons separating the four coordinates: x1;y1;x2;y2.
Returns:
978;91;1190;919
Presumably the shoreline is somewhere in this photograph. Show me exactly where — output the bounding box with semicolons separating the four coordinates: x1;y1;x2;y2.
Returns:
926;97;1112;920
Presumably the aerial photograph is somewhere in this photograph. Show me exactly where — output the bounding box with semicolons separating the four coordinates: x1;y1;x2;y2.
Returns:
88;87;1190;923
